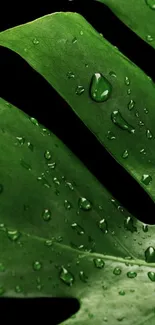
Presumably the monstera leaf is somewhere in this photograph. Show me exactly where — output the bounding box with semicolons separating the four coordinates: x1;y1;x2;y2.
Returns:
0;11;155;325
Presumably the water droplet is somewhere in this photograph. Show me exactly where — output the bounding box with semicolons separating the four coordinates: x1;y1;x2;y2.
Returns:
53;177;60;185
93;258;105;269
0;263;5;272
44;150;52;160
113;267;122;275
128;99;135;110
16;136;25;145
125;76;130;86
135;110;139;118
30;117;39;126
140;148;146;154
79;270;88;282
85;63;89;68
145;0;155;10
145;246;155;262
42;209;51;221
142;224;148;232
20;160;31;171
76;85;85;95
122;149;129;159
45;239;53;246
127;88;131;95
15;285;22;293
72;37;77;44
141;174;152;185
111;110;135;133
98;218;108;234
32;38;39;45
119;290;125;296
33;261;42;271
0;287;5;296
148;271;155;281
90;73;112;102
80;30;83;35
78;197;92;211
124;217;137;232
65;180;74;190
64;200;72;210
67;71;75;79
71;223;85;235
109;71;117;78
146;34;154;42
27;141;34;151
144;108;149;114
139;120;144;126
146;129;153;139
107;131;116;140
7;229;21;241
60;267;74;286
127;271;137;278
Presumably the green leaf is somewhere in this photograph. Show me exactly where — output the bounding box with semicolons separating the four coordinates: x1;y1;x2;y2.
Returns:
0;97;155;324
0;12;155;203
95;0;155;49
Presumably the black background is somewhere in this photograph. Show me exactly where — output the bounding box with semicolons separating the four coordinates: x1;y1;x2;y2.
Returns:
0;0;155;323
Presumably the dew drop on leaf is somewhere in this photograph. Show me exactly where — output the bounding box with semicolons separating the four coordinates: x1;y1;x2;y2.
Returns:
127;89;131;95
141;174;152;185
44;150;52;160
53;177;60;186
146;129;153;139
127;271;137;278
119;290;125;296
32;38;39;45
124;217;137;232
111;110;135;133
107;131;116;140
20;160;31;171
113;267;122;275
30;117;39;126
65;180;74;190
78;197;92;211
146;34;154;42
128;99;135;110
67;71;75;79
144;108;149;114
90;72;112;102
15;285;22;293
72;37;77;44
76;85;85;95
64;200;72;210
42;209;51;221
145;246;155;263
145;0;155;10
148;271;155;281
93;258;105;269
125;76;130;86
79;271;88;282
33;261;42;271
109;71;117;78
7;229;21;242
98;218;108;233
27;142;34;151
122;149;129;159
44;239;53;246
59;267;74;286
71;223;85;235
16;136;25;145
142;224;148;232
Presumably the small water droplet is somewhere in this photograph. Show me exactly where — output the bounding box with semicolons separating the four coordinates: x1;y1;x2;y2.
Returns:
85;63;89;68
67;71;75;79
33;261;42;271
135;110;139;118
15;285;22;293
65;180;74;190
80;30;83;35
79;270;88;282
53;177;60;185
7;229;21;242
139;120;144;126
60;267;74;286
127;88;131;95
109;71;117;78
98;218;108;234
141;174;152;185
44;150;52;160
90;73;112;102
16;136;25;145
111;110;135;133
27;142;34;151
113;267;122;275
122;149;129;159
146;129;153;139
93;258;105;269
148;271;155;281
30;117;39;126
142;224;148;232
124;217;137;232
45;239;53;246
20;159;31;171
32;38;39;45
107;131;116;140
127;271;137;278
78;197;92;211
72;37;77;44
128;99;135;110
64;200;72;210
145;0;155;10
140;148;146;154
76;85;85;95
42;209;51;221
119;290;125;296
145;246;155;262
144;108;149;114
146;34;154;42
71;223;84;235
125;76;130;86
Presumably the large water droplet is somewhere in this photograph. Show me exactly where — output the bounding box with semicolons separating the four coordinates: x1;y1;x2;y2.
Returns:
78;197;92;211
113;267;122;275
7;229;21;242
141;174;152;185
42;209;51;221
145;0;155;9
145;246;155;263
127;271;137;278
128;99;135;110
33;261;42;271
111;110;135;133
76;85;85;95
60;267;74;286
79;271;88;282
90;73;112;102
98;218;108;233
93;258;105;269
148;271;155;281
124;217;137;232
71;223;85;235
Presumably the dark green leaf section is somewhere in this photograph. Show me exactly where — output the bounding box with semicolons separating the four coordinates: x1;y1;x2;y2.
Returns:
96;0;155;49
1;13;155;203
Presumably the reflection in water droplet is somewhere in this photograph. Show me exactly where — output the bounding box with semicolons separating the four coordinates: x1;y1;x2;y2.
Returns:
125;76;130;86
32;38;39;45
122;149;129;159
90;73;112;102
42;209;51;221
78;197;92;211
107;131;116;140
71;223;85;235
76;86;85;95
33;261;42;271
128;99;135;110
60;267;74;286
79;271;88;282
111;110;135;133
124;217;137;233
146;129;153;139
141;174;152;185
145;0;155;10
145;246;155;263
30;117;39;126
98;219;108;234
93;258;105;269
148;271;155;281
127;271;137;278
7;229;21;242
113;267;122;275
